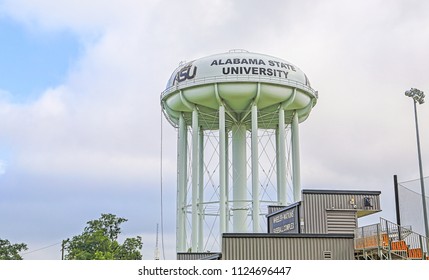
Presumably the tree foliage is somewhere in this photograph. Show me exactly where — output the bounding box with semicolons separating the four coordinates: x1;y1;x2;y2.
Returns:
64;213;142;260
0;238;28;260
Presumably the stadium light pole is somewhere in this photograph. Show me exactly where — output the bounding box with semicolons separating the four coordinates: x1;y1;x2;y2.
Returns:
405;88;429;238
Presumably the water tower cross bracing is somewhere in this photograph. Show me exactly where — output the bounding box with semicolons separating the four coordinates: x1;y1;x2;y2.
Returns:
161;50;318;253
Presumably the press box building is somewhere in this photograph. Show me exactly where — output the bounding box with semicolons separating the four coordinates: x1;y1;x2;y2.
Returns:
221;189;381;260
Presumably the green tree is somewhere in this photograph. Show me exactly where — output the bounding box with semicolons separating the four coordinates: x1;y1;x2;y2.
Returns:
0;238;28;260
64;213;142;260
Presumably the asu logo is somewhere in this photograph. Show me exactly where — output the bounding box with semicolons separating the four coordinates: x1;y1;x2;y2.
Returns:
174;61;197;85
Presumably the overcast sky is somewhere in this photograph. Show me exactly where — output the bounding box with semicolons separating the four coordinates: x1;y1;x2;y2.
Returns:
0;0;428;259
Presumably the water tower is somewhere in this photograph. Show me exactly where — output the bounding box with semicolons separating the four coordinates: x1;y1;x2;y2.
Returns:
161;50;318;253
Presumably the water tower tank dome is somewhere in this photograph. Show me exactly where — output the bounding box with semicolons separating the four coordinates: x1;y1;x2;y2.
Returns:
161;50;317;129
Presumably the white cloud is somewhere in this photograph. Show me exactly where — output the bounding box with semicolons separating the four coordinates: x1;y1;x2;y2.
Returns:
0;0;156;33
0;0;247;188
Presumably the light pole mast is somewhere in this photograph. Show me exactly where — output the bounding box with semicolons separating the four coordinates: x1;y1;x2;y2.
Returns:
405;88;429;238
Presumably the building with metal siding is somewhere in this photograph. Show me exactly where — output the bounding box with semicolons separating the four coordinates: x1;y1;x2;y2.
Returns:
300;190;381;234
222;233;355;260
224;189;381;260
266;189;381;235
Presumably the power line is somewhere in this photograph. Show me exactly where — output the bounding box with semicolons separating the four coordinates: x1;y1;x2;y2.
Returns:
21;241;62;256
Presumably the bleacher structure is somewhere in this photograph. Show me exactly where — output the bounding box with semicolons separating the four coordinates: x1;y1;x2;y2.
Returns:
355;218;429;260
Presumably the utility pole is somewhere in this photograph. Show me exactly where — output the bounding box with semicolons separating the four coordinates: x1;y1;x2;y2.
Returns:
61;239;68;260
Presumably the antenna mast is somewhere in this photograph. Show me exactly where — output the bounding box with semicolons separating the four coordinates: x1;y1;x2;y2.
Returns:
154;223;160;260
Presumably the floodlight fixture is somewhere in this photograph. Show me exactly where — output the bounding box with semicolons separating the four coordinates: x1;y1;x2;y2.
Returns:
405;88;425;104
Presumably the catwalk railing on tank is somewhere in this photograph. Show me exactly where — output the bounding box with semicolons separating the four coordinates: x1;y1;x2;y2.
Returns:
161;74;318;99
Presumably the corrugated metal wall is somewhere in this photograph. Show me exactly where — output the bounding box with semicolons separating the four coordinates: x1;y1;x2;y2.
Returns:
302;190;381;234
222;233;354;260
326;210;356;234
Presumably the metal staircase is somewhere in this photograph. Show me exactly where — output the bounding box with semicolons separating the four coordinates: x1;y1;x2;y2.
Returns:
355;218;429;260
